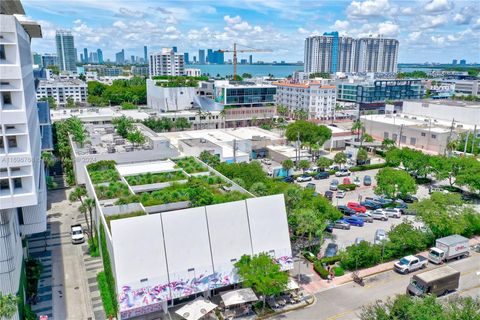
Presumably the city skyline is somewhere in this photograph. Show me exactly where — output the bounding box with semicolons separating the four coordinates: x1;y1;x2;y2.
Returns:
23;0;479;64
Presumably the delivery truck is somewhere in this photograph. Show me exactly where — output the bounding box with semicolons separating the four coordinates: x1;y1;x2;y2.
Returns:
407;266;460;297
428;235;469;264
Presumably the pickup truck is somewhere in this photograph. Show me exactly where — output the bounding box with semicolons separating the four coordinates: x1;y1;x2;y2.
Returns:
394;255;428;274
71;224;85;244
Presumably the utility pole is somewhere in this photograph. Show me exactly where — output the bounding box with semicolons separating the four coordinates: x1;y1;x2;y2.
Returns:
233;139;237;163
398;124;404;147
463;131;469;154
472;125;477;154
445;118;455;156
296;131;301;166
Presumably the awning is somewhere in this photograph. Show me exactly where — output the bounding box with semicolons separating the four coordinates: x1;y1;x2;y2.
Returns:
175;298;218;320
221;288;258;307
286;278;299;291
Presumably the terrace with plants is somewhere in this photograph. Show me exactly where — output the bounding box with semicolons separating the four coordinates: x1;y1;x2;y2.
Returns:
174;156;209;174
124;170;188;186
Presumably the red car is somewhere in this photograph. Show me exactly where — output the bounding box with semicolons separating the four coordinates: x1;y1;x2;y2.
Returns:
347;202;366;213
343;177;351;184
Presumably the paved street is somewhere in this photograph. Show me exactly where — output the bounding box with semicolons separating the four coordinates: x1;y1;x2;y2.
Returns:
27;189;99;320
276;252;480;320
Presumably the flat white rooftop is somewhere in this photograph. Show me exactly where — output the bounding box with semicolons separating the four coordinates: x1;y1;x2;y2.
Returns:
115;160;177;177
51;107;151;122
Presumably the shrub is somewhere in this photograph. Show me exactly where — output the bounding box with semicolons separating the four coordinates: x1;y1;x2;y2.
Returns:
174;157;208;173
97;271;116;317
125;171;187;186
338;183;357;191
88;237;100;257
333;266;345;277
350;163;388;172
303;251;317;263
320;255;342;265
99;225;118;315
94;182;131;200
105;211;146;230
313;261;329;279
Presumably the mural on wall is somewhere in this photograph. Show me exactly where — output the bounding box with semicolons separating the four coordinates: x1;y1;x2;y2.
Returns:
276;255;294;271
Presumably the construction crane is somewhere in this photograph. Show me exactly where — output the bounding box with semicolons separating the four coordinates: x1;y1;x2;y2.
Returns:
218;43;272;80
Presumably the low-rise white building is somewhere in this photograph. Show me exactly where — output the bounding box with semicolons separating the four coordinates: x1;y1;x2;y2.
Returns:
147;78;198;112
400;100;480;126
149;48;185;77
36;79;87;106
273;81;337;120
185;68;201;77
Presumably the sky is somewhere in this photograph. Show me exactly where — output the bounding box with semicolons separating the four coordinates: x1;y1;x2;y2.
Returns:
23;0;480;64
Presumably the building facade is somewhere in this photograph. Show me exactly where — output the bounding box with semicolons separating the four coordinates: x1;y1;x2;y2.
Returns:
274;81;337;120
149;48;185;77
115;49;125;65
36;79;88;106
0;10;47;317
304;33;398;74
41;53;58;68
131;66;148;76
55;30;76;72
185;68;201;77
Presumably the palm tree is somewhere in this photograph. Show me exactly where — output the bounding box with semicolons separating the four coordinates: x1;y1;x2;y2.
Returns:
80;198;97;246
196;109;204;129
220;109;226;129
351;120;364;143
69;186;91;235
41;151;55;175
0;293;19;319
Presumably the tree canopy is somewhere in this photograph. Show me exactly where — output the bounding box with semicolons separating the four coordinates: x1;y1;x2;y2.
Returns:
87;77;147;106
375;167;417;198
285;121;332;147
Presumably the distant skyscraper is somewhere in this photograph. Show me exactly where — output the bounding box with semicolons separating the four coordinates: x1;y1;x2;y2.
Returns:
459;59;466;65
304;33;398;73
97;49;103;64
193;56;197;63
207;49;213;63
144;45;148;63
172;46;177;53
452;59;458;65
249;54;253;64
116;49;125;64
33;52;43;66
83;48;88;63
55;30;76;72
80;53;84;64
240;59;247;64
214;50;224;64
199;49;205;64
74;48;78;62
131;55;135;64
42;53;58;67
184;52;189;64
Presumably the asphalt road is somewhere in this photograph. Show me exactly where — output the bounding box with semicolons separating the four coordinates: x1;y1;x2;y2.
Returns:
275;252;480;320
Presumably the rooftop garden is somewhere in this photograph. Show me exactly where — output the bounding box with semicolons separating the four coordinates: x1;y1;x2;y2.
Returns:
125;171;188;186
115;174;248;208
152;75;208;88
87;160;120;184
95;181;131;200
174;157;209;174
105;211;146;231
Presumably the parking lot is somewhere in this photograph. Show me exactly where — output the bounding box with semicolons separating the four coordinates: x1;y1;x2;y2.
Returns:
295;168;429;254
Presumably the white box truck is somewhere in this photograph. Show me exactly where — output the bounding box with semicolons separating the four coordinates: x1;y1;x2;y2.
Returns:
428;235;469;264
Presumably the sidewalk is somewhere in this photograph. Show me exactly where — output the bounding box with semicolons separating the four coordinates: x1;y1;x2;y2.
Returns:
300;236;480;294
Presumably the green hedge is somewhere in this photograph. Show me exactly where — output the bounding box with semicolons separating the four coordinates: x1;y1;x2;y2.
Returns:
333;266;345;277
320;255;342;265
97;271;116;317
303;251;316;263
313;261;329;279
99;225;118;316
349;163;388;172
338;184;357;191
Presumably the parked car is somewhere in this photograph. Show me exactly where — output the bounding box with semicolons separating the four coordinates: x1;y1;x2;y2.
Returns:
296;175;312;182
394;255;428;274
355;212;373;223
384;208;402;218
360;200;381;210
71;224;85;244
306;183;316;190
335;169;351;177
367;196;393;206
371;209;388;221
347;202;367;213
324;224;333;233
261;158;272;165
363;175;372;186
374;229;387;244
315;171;329;180
329;164;341;171
336;190;346;198
331;219;351;230
325;243;339;258
353;176;361;186
337;205;356;216
324;190;334;201
283;176;294;183
343;177;351;184
343;216;365;227
397;193;418;203
429;185;447;194
355;237;365;245
329;179;339;191
305;167;317;174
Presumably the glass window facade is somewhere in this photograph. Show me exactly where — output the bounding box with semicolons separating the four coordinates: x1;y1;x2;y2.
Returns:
225;87;276;105
337;80;422;103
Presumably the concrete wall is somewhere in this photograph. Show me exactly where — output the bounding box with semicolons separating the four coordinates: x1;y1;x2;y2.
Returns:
147;79;197;112
402;101;480;126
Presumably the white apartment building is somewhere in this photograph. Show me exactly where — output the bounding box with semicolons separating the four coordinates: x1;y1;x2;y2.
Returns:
185;68;201;77
36;79;87;106
148;48;185;77
274;81;337;120
0;7;47;316
355;37;399;73
441;79;479;96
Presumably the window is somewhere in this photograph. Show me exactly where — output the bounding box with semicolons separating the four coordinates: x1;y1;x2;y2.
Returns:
384;132;389;139
0;44;5;60
431;134;437;139
1;92;12;104
0;138;4;149
421;132;426;137
17;208;24;225
410;137;416;146
0;179;9;190
7;136;17;148
13;178;22;189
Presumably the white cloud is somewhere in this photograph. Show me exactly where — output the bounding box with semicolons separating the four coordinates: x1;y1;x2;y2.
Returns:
424;0;453;13
408;31;422;42
223;15;242;24
453;6;477;25
430;35;445;45
232;21;252;31
347;0;391;18
377;21;399;36
297;27;309;34
165;26;178;33
331;20;350;30
420;15;448;28
400;7;414;15
113;20;127;29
